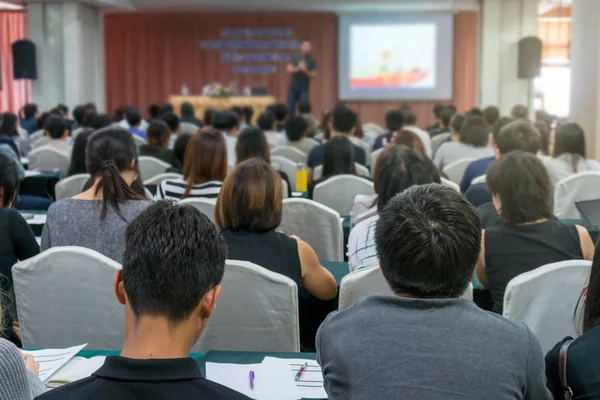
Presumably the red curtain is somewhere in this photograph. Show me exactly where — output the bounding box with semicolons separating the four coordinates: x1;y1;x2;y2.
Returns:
0;11;29;113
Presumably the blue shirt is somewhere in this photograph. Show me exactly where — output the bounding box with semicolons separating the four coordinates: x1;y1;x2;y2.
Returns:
373;132;394;151
20;118;38;135
465;182;492;208
460;156;496;193
129;127;146;140
0;136;19;157
307;143;367;169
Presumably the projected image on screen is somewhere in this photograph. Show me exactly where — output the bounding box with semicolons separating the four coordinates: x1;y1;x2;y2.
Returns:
350;24;436;91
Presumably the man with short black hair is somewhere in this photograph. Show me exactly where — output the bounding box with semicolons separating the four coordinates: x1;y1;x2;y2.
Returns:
402;110;432;157
37;202;250;400
257;111;284;148
317;184;550;400
373;110;404;150
126;107;145;140
511;104;530;120
212;110;240;166
268;103;289;132
285;116;315;154
42;115;70;156
287;39;317;114
162;112;181;149
483;105;500;126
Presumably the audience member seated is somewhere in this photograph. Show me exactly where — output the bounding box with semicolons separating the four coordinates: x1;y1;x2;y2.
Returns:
216;159;337;301
162;112;181;149
466;120;542;209
19;103;39;135
180;102;203;128
511;104;530;120
241;106;254;130
534;121;551;158
475;151;594;314
392;129;428;156
166;133;193;174
139;120;180;168
0;112;22;156
402;110;432;157
317;184;551;399
126;107;145;140
147;104;160;122
428;105;455;138
37;202;250;400
257;111;285;148
297;100;318;135
460;116;512;193
433;116;494;170
308;136;370;199
156;129;226;201
307;105;366;179
67;128;94;176
544;122;600;185
212;110;240;167
483;105;500;127
425;103;444;137
348;147;440;272
545;241;600;398
236;126;292;197
203;107;216;127
38;115;71;156
446;113;466;145
285;116;316;154
373;110;404;150
41;127;150;262
269;103;288;132
90;114;114;131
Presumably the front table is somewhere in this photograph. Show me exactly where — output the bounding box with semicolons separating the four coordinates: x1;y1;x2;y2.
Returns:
168;95;276;124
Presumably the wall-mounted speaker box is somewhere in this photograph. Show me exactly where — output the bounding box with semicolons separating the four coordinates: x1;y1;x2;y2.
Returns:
12;40;38;80
518;36;543;79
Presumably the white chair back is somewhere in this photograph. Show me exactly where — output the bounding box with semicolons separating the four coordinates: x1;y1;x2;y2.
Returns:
180;198;217;223
303;137;320;150
431;132;451;154
280;198;343;261
354;207;378;226
353;138;373;166
193;260;299;352
138;156;170;182
313;175;375;216
503;260;592;353
441;177;460;192
272;155;298;191
180;122;200;135
362;123;385;135
313;163;369;180
442;157;476;184
471;174;486;186
282;179;289;199
271;146;307;164
29;130;44;142
54;173;90;200
12;247;124;349
143;172;183;186
144;188;154;201
554;172;600;219
32;136;51;149
28;146;70;173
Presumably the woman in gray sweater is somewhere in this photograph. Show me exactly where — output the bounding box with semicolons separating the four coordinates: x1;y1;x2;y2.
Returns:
41;127;150;263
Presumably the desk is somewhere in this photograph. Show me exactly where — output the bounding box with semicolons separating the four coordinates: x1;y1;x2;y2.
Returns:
168;96;276;124
21;210;46;237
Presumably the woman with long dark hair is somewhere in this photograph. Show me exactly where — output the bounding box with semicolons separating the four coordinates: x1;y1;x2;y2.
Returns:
0;112;20;138
67;128;95;176
41;127;150;262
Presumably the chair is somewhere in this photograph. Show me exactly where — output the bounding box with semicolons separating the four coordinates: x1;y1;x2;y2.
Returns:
144;188;154;201
554;172;600;219
180;197;217;223
32;136;50;149
71;127;84;140
180;122;200;135
193;260;299;352
12;247;124;349
280;198;343;261
471;174;486;186
142;172;183;186
282;179;289;199
303;137;320;150
362;123;385;135
28;146;70;173
271;155;297;191
54;173;90;200
503;260;592;353
29;129;44;142
313;163;370;180
138;156;170;182
371;148;384;166
354;207;378;226
271;146;307;164
353;139;372;166
313;175;375;216
431;132;451;154
441;177;460;192
339;265;473;310
442;158;476;184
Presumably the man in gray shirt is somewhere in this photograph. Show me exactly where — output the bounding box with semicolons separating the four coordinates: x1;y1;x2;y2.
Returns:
316;184;551;400
287;39;317;114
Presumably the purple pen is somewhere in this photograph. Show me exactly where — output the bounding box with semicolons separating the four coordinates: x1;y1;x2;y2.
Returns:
249;370;255;390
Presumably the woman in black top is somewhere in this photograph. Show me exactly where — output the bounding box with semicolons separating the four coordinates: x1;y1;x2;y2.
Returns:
546;241;600;399
476;151;594;314
215;158;337;301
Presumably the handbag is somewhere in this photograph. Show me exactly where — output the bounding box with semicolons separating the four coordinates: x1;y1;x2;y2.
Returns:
559;339;574;400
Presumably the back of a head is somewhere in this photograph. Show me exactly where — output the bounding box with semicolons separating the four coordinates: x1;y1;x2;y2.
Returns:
375;184;481;297
553;122;586;158
257;111;276;132
273;103;288;122
242;106;254;124
450;113;466;135
122;201;227;328
483;106;500;126
459;116;490;147
212;110;240;132
375;147;441;211
91;114;113;131
72;105;86;126
203;108;216;126
0;151;19;207
68;128;95;176
466;107;484;118
45;115;67;139
496;120;541;156
85;127;141;218
487;151;552;225
215;158;282;232
159;104;174;116
81;110;97;128
323;135;356;177
148;104;160;120
433;104;443;119
491;117;513;144
231;106;243;121
23;103;38;119
183;129;227;196
173;133;193;167
285;116;308;142
236;127;270;164
403;110;417;126
57;104;69;118
113;107;127;122
180;102;195;118
126;107;142;127
162;112;180;133
385;110;404;132
439;106;455;128
393;130;427;156
298;100;312;115
511;104;529;120
330;105;358;135
0;112;18;137
533;121;551;155
146;120;170;150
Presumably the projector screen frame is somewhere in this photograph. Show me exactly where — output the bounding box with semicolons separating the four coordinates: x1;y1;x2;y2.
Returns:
338;13;454;101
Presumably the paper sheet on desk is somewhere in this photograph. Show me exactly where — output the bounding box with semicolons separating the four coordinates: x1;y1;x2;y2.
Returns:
206;362;301;400
263;357;327;399
22;344;87;382
25;214;46;225
24;170;41;177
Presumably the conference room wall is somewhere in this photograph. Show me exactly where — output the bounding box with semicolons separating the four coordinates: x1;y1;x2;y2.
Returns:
104;11;477;127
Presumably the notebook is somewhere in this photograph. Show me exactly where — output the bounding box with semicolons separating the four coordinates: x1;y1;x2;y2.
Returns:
46;356;107;388
575;199;600;228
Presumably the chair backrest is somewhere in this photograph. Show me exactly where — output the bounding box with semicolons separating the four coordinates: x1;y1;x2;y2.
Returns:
313;163;369;180
54;173;91;200
313;175;375;215
354;207;378;226
144;188;154;201
353;139;372;166
28;146;70;173
362;123;385;135
503;260;592;353
371;148;384;167
554;172;600;219
180;122;200;135
271;146;307;164
271;155;297;191
193;260;299;352
442;157;477;184
142;172;183;186
29;129;44;142
280;198;343;261
12;247;124;349
431;132;451;154
441;177;460;192
339;265;473;310
281;179;289;199
138;156;170;182
471;174;486;186
303;137;320;150
180;197;217;223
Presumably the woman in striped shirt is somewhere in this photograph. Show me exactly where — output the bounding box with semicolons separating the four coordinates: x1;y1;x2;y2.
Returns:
156;129;227;201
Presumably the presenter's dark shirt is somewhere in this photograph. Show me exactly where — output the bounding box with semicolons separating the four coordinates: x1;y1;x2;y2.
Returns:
289;53;317;91
36;356;251;400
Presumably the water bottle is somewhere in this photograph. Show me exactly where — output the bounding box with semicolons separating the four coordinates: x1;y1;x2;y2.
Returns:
296;163;308;192
181;83;189;96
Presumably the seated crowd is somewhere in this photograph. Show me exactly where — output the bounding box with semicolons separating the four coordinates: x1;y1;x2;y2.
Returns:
1;98;600;399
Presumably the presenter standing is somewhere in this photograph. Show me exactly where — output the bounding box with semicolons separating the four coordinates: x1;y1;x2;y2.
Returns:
287;39;317;114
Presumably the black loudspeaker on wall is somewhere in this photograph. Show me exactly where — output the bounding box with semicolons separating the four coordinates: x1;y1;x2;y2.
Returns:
518;36;543;79
12;40;38;80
